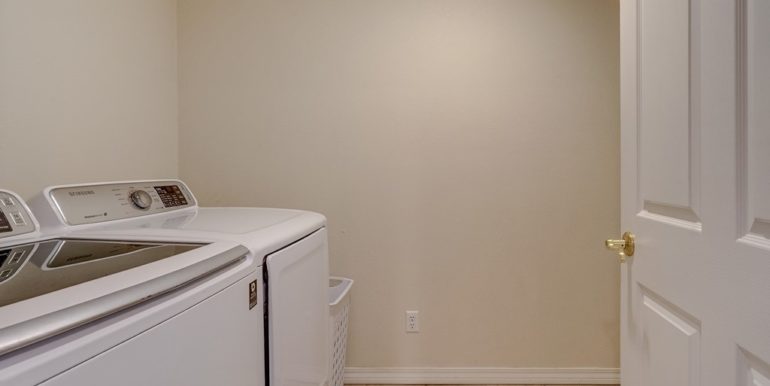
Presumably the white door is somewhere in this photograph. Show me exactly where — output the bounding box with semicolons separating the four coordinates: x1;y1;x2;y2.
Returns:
619;0;770;385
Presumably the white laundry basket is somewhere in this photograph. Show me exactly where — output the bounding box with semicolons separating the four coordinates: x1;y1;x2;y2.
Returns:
329;277;354;386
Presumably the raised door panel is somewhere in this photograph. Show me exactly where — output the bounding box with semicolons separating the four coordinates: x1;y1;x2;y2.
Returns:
638;0;700;225
739;348;770;386
742;0;770;241
638;289;701;386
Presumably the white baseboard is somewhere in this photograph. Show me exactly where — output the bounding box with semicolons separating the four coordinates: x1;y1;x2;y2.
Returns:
343;367;620;384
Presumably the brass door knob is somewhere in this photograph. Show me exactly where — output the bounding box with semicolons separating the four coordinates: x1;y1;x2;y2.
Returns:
605;231;635;262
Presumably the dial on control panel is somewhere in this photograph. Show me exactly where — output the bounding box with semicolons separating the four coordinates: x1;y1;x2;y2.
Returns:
128;190;153;210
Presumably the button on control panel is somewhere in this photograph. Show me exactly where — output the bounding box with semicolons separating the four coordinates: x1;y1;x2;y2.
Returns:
154;185;189;208
0;244;35;284
9;212;25;225
48;180;196;226
0;191;36;239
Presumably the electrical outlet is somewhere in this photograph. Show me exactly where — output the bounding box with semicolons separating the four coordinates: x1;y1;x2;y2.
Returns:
405;310;419;333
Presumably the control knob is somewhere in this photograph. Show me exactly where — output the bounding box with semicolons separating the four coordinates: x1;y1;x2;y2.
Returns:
129;190;153;210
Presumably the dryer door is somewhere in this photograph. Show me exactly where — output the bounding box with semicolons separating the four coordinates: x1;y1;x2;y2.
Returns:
266;228;329;386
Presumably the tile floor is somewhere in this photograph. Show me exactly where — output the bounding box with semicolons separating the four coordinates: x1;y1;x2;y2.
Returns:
346;384;619;386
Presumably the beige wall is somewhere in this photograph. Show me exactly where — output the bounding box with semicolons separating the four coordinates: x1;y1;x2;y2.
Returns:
179;0;620;368
0;0;179;199
0;0;618;370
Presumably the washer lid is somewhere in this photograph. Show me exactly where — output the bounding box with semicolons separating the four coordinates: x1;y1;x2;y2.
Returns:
0;239;203;308
0;239;248;357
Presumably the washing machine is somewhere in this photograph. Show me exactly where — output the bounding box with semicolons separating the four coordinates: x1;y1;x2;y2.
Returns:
0;187;262;386
28;179;330;386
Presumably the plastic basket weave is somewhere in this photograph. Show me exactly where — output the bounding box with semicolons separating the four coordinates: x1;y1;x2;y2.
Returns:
329;277;353;386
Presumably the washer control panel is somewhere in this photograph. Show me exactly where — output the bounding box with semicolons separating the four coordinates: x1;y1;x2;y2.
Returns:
0;191;36;239
48;180;196;226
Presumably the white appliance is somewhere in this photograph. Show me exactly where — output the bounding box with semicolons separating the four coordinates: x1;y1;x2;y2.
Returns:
0;187;262;386
27;180;330;386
